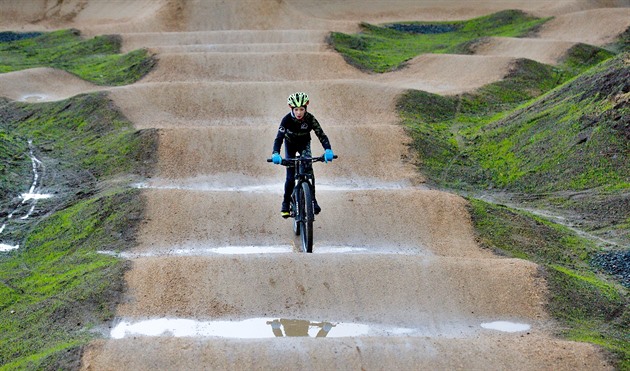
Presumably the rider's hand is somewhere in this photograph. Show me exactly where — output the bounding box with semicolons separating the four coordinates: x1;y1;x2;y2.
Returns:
324;149;334;163
272;152;282;164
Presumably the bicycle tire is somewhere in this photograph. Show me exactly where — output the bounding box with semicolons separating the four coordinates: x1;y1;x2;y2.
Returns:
292;188;300;236
300;182;314;253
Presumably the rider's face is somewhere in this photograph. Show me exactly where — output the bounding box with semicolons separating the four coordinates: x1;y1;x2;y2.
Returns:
292;106;306;120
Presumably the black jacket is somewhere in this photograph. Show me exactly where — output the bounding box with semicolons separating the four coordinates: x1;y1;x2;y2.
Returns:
273;111;331;153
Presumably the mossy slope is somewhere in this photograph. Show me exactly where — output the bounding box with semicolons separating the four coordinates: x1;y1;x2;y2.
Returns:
468;199;629;369
330;10;551;72
401;53;629;245
0;92;157;369
0;29;155;85
0;28;157;368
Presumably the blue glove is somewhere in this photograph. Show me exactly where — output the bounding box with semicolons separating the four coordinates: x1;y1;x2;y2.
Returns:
324;149;334;163
272;152;282;164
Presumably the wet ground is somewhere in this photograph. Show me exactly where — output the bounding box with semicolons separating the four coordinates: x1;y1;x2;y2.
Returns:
2;1;628;369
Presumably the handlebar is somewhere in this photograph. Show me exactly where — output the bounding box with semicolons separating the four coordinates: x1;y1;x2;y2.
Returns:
267;154;338;165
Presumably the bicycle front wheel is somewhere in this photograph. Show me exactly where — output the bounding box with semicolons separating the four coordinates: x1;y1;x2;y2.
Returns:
300;182;314;253
292;189;300;236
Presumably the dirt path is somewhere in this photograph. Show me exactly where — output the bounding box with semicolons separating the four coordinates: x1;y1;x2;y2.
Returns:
2;1;629;369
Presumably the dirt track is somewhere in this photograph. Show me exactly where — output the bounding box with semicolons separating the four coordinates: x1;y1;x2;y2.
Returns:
2;1;630;369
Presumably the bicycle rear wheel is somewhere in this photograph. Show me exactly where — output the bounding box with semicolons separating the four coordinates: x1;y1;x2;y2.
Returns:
300;182;314;253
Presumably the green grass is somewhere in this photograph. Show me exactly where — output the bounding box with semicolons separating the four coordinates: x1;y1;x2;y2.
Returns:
400;53;628;193
0;27;156;369
468;199;629;369
329;10;551;72
0;93;156;368
0;190;139;370
465;55;628;192
0;29;155;85
0;129;30;201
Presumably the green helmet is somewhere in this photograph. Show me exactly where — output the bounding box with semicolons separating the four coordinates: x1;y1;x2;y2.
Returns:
287;92;309;108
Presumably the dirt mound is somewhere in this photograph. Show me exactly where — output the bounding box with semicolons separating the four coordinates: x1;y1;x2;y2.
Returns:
470;37;578;64
4;0;627;34
0;67;101;102
149;126;420;184
377;54;514;94
142;51;363;83
537;8;630;45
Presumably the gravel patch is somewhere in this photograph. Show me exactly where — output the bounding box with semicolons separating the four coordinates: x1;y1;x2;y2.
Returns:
386;24;458;34
591;250;630;288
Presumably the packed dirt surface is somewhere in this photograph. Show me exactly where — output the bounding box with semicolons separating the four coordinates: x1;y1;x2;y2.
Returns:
2;0;630;369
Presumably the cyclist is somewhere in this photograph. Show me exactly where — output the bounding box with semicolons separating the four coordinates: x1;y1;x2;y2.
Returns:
271;92;334;218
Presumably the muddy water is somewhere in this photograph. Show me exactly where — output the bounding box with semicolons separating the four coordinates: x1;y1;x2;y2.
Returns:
110;317;532;339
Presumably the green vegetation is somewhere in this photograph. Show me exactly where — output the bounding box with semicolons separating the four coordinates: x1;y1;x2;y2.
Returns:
329;10;551;72
606;26;630;54
398;50;618;188
0;93;156;369
331;10;629;368
0;29;155;85
399;54;629;241
0;92;156;369
0;190;139;370
468;199;629;369
0;28;157;367
0;129;30;201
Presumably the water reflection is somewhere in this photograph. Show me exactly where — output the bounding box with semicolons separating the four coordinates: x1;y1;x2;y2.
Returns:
267;319;334;337
111;317;401;339
480;321;531;332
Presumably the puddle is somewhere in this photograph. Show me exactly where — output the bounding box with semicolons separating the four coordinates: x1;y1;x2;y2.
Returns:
111;317;415;339
21;193;53;201
208;246;291;254
133;180;427;193
204;245;375;255
0;243;20;252
97;245;404;258
308;246;368;253
20;94;47;102
481;321;531;333
111;317;533;339
133;182;278;193
98;245;294;258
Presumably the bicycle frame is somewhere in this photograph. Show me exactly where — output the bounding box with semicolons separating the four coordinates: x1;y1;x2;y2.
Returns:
286;155;315;220
268;153;337;253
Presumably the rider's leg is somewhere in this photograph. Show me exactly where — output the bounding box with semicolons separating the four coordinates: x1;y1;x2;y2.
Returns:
283;168;295;211
281;144;297;216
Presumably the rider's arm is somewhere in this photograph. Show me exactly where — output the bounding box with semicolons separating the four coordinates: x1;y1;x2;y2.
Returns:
310;115;331;150
272;120;287;153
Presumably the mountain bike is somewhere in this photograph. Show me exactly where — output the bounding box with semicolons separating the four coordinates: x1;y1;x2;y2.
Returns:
267;153;337;253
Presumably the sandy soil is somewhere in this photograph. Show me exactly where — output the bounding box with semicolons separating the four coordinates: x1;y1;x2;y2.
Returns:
2;0;629;369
